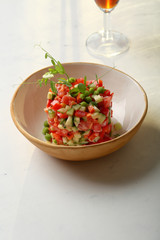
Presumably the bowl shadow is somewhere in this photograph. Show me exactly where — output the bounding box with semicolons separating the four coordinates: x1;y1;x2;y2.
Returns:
51;121;160;186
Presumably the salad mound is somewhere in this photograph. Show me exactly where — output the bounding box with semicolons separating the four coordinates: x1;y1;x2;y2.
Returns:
42;77;113;146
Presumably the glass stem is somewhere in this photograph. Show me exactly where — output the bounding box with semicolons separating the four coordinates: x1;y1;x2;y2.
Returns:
103;11;112;40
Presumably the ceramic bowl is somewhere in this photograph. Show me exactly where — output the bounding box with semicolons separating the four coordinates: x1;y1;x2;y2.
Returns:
10;63;148;161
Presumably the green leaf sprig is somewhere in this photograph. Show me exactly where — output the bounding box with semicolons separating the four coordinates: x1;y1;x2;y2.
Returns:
36;45;70;93
35;45;116;98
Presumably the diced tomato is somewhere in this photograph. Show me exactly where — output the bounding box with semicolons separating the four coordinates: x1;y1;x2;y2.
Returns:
70;101;77;107
99;129;105;139
57;129;68;137
78;121;89;131
48;117;55;125
57;112;68;119
99;106;109;116
76;92;83;103
75;110;87;118
51;100;62;110
92;123;102;132
98;79;103;87
88;105;95;113
46;99;52;108
44;76;114;146
61;95;76;106
103;96;112;108
55;96;62;102
56;84;69;97
88;132;99;142
103;89;111;96
67;132;74;140
86;113;92;119
76;78;84;84
83;130;91;139
61;103;66;108
52;133;63;144
86;80;94;86
103;124;112;134
54;116;59;124
101;118;109;127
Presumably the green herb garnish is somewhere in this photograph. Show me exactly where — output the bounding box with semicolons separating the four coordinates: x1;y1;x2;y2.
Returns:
36;45;70;93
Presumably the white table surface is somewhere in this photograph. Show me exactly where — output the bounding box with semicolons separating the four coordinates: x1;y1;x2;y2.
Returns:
1;0;160;239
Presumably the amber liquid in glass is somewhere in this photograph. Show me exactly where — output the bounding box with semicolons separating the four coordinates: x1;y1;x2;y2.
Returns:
95;0;119;10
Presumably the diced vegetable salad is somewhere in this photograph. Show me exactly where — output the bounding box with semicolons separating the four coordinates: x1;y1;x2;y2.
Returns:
42;77;113;146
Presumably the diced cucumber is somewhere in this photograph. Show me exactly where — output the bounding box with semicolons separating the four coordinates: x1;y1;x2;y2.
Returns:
91;112;99;119
91;112;106;124
97;113;106;124
83;130;91;136
93;105;100;112
60;118;66;126
67;140;75;146
66;126;72;131
48;109;56;118
93;136;100;142
73;104;81;110
65;116;73;128
73;132;81;143
47;92;55;100
74;117;80;127
89;83;97;89
114;122;122;131
52;139;57;145
65;105;71;111
57;105;71;113
67;108;74;116
82;116;87;121
79;106;86;111
79;137;89;145
50;126;55;131
58;124;65;130
57;108;66;113
92;95;103;103
72;127;78;132
62;137;68;145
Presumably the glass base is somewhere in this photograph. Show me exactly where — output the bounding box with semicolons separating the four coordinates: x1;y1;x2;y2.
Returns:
86;30;129;57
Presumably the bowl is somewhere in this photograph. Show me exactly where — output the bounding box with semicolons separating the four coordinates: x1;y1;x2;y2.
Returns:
10;62;148;161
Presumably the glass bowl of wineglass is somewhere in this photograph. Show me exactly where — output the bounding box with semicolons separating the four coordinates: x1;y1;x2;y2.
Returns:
86;0;129;57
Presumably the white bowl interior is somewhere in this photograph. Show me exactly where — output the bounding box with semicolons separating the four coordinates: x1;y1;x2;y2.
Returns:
13;63;147;141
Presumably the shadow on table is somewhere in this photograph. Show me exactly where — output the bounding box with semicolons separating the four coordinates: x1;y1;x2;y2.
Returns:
52;121;160;186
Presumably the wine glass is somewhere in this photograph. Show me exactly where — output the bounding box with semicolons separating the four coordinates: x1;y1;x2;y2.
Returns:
86;0;129;57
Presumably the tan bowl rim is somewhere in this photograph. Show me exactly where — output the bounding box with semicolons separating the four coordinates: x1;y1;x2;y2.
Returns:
10;62;148;149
